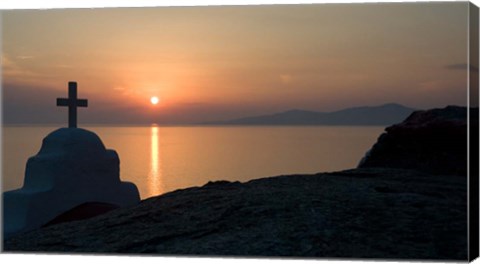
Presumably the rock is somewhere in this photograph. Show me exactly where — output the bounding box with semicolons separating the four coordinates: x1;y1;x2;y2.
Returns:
4;106;472;259
43;202;120;227
3;128;140;238
203;180;242;188
4;168;467;260
358;106;478;175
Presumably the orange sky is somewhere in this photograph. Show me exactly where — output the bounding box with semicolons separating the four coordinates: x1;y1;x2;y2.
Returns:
1;3;471;124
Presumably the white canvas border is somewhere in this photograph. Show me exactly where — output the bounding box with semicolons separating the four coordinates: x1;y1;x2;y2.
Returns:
0;1;478;264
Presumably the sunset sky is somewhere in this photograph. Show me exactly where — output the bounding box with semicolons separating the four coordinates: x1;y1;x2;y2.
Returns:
1;2;471;124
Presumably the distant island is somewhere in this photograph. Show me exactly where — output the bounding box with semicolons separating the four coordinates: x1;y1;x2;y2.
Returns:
202;103;416;126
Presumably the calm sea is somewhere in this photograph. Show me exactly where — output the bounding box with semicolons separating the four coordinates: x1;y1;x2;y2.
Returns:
2;125;384;199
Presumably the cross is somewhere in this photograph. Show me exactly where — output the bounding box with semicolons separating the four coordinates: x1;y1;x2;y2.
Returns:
56;82;88;128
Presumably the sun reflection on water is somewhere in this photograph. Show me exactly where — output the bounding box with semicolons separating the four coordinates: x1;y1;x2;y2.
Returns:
148;125;163;196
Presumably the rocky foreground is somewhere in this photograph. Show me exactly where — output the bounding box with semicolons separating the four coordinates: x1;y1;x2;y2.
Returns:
5;168;467;260
4;106;474;260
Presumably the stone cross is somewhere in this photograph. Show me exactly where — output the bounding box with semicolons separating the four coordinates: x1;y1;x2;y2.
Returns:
57;82;88;128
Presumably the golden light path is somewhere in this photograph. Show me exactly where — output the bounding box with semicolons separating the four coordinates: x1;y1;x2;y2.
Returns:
148;125;163;196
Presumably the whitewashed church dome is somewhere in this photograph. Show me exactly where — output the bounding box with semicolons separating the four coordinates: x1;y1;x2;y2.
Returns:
37;128;107;157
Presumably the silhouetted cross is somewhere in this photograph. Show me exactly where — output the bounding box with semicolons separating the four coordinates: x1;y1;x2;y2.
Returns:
56;82;88;128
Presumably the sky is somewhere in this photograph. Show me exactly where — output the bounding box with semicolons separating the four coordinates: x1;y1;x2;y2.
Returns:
1;2;472;124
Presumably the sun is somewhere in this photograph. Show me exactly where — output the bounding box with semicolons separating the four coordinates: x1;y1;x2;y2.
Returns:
150;96;159;105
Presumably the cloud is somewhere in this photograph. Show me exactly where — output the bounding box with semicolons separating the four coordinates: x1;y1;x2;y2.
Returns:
16;55;35;60
445;63;479;72
418;80;443;91
1;53;40;79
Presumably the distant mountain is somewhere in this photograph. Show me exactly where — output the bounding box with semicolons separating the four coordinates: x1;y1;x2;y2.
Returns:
203;103;417;126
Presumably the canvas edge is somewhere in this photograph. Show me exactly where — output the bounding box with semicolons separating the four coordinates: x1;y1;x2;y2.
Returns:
469;1;480;262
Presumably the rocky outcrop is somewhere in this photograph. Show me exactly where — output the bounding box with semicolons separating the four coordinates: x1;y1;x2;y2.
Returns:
4;106;472;260
358;106;477;175
4;168;467;260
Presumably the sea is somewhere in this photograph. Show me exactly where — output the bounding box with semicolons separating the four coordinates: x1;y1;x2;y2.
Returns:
2;125;385;199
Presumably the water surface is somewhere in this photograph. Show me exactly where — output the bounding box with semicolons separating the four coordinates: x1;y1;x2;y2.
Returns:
2;125;384;199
